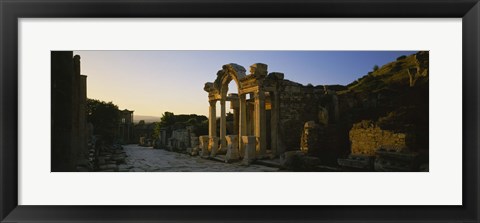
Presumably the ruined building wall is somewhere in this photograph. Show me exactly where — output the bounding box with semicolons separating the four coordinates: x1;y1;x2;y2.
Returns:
349;120;412;156
51;52;88;171
79;75;88;160
118;110;134;144
276;81;329;151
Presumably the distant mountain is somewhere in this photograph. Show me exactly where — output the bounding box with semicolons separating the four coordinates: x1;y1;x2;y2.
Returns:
133;115;160;124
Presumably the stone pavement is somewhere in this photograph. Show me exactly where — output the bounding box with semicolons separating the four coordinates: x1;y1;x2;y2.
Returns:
120;144;279;172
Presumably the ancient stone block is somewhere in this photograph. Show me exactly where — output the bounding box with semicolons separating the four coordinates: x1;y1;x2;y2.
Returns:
374;149;421;171
225;135;239;162
249;63;268;77
242;136;256;165
337;154;375;171
209;136;219;156
280;151;305;171
300;121;323;156
268;72;284;80
349;120;411;156
199;136;210;158
188;136;199;156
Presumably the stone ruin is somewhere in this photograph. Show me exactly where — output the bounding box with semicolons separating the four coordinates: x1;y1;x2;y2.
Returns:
51;52;90;172
151;63;340;168
153;60;427;172
338;120;424;171
200;63;340;165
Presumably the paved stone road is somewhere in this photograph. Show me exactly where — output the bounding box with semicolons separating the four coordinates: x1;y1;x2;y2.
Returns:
120;144;279;172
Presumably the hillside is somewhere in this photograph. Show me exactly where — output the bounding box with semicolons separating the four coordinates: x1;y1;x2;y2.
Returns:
337;51;429;153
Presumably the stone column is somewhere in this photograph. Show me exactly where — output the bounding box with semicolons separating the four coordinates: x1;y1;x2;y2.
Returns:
51;51;75;171
199;136;210;158
242;136;256;165
254;91;267;157
233;107;239;134
209;136;219;156
220;99;227;149
271;91;278;156
208;100;217;137
225;135;239;162
238;94;247;158
230;97;239;135
79;75;88;159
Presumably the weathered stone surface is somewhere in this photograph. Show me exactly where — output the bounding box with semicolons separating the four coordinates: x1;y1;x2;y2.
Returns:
337;154;375;171
204;82;215;92
52;52;89;172
187;136;199;156
225;135;239;162
209;136;219;156
318;106;329;126
223;63;247;80
374;149;421;172
199;136;210;157
267;72;284;80
280;151;305;171
242;136;256;165
249;63;268;77
123;144;279;172
349;120;411;156
169;129;191;152
300;121;324;156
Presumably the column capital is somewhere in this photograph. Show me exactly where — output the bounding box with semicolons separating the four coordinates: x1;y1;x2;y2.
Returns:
209;100;217;106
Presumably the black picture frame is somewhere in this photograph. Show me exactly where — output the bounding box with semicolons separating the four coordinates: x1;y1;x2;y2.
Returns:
1;0;479;222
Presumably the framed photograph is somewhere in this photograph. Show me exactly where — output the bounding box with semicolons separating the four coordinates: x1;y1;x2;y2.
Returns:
1;0;479;222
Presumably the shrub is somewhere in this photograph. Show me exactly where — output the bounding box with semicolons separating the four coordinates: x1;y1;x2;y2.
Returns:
396;55;407;60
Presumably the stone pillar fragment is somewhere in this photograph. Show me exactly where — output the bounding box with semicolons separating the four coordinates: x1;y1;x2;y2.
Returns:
208;100;217;138
242;136;256;165
225;135;239;162
209;136;219;156
300;121;321;155
188;136;199;156
199;136;210;158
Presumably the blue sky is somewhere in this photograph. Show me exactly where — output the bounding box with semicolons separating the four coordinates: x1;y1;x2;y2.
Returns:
74;50;416;117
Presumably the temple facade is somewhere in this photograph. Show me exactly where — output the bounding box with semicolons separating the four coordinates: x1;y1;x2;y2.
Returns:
118;109;134;144
203;63;340;163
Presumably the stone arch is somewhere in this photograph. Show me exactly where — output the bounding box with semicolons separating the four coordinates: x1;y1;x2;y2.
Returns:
217;63;246;97
214;64;246;152
205;63;274;162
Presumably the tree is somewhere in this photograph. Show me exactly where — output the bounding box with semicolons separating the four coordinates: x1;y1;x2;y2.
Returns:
153;112;208;139
86;98;120;143
373;64;379;71
159;111;175;128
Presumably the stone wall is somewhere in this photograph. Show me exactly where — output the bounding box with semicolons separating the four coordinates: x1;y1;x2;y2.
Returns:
51;51;88;172
277;81;338;151
167;126;196;152
349;120;412;156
